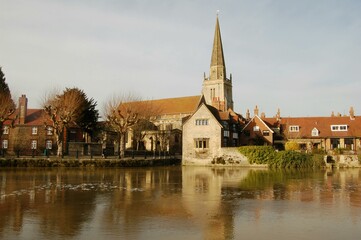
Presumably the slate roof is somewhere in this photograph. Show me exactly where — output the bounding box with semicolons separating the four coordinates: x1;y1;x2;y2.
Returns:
3;109;51;126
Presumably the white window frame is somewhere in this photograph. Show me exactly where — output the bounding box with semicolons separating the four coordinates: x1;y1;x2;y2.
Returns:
46;140;52;149
31;140;37;149
289;125;299;132
195;119;209;126
233;133;238;139
331;125;348;132
311;128;319;137
195;138;209;149
253;126;260;132
263;130;270;136
46;126;53;135
3;126;9;135
32;127;38;135
224;130;230;137
2;140;8;149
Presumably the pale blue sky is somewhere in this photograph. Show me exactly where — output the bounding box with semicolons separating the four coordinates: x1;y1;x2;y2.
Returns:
1;0;360;117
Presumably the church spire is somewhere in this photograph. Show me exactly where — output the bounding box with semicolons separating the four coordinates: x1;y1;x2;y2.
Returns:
202;14;233;111
210;14;226;80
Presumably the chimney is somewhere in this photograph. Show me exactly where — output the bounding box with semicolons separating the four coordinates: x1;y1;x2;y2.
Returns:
349;106;355;119
246;109;250;120
18;94;28;124
261;112;266;118
276;108;281;121
254;105;259;116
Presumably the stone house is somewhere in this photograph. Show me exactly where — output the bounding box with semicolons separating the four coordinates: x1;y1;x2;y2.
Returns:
123;96;201;155
182;15;245;164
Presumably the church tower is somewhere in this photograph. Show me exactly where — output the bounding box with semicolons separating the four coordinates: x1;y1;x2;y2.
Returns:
202;15;233;111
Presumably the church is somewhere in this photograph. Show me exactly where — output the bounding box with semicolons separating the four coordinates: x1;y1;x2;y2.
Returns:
122;15;245;163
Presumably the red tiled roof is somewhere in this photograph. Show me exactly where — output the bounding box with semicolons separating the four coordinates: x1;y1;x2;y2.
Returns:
263;116;361;138
148;95;201;115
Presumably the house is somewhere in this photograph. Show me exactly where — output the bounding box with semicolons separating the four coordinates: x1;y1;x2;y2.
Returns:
182;15;245;164
1;95;87;156
242;106;361;153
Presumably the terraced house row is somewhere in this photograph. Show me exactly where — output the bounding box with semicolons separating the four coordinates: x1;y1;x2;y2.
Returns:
1;15;360;160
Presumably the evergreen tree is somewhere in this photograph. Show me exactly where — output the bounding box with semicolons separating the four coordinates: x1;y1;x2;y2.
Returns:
0;67;16;139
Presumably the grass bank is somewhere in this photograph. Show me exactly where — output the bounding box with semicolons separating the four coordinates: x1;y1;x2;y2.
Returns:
238;146;325;169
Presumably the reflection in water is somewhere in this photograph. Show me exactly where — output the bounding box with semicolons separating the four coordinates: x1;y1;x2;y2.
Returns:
0;167;361;239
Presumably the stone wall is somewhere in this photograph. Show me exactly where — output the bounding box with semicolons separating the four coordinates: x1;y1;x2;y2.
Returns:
325;154;361;168
182;147;256;166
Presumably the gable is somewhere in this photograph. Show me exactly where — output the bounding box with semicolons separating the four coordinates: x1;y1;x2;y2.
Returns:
183;103;223;129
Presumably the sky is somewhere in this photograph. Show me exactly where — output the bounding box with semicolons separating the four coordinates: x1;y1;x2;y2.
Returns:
1;0;360;117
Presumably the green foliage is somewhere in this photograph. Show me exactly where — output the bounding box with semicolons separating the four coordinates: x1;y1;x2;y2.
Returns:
285;141;300;151
239;146;324;169
268;151;312;169
238;146;275;164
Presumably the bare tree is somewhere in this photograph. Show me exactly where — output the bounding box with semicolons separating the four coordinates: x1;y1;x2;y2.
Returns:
0;67;16;140
43;88;99;156
132;119;157;150
103;94;160;158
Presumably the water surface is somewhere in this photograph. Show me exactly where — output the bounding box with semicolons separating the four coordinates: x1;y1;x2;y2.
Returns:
1;167;361;240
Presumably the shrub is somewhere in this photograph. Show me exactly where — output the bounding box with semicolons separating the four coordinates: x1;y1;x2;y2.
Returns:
239;146;322;169
238;146;275;164
285;141;300;151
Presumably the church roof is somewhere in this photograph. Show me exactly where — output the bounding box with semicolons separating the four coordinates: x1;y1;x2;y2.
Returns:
148;95;202;115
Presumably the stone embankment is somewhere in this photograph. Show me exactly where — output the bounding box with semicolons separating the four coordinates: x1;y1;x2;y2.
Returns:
325;154;361;168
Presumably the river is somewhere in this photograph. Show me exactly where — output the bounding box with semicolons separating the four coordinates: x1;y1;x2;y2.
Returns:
0;166;361;240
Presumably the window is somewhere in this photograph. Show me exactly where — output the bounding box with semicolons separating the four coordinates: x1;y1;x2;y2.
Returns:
3;126;9;135
32;127;38;135
195;119;209;126
224;130;230;137
195;138;209;149
263;130;270;136
46;140;52;149
46;126;53;135
233;133;238;139
2;140;8;149
331;125;348;132
289;126;299;132
311;128;319;137
253;126;260;132
31;140;37;149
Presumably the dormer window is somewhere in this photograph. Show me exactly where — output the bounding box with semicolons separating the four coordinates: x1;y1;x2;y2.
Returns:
331;125;348;132
311;128;319;137
289;126;299;132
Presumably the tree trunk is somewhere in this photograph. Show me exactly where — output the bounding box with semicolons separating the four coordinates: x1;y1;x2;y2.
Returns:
56;137;63;156
120;132;126;158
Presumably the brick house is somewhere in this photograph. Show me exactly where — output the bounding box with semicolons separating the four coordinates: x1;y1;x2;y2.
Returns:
1;95;85;156
241;106;361;153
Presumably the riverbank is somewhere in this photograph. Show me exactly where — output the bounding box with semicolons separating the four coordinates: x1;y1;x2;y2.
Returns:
0;157;181;168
